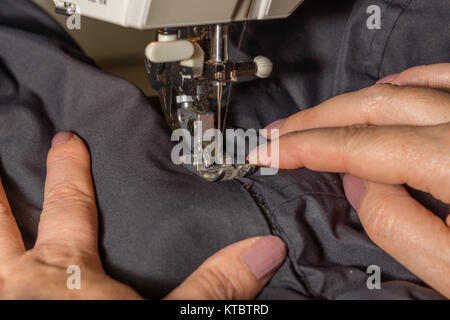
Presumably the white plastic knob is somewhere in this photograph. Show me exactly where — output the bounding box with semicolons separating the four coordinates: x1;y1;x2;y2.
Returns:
180;42;205;78
254;56;273;79
145;40;195;63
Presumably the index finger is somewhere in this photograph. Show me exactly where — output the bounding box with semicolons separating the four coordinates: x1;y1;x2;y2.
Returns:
276;84;450;137
248;123;450;204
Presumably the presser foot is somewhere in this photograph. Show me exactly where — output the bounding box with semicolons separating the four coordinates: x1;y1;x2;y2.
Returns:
180;158;255;182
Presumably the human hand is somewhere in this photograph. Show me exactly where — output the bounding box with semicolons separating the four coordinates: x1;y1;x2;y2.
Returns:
0;132;286;299
248;63;450;298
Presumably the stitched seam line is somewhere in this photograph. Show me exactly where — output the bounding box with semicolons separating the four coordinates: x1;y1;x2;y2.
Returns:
364;0;394;78
237;180;319;299
376;0;414;78
238;180;351;299
276;192;347;208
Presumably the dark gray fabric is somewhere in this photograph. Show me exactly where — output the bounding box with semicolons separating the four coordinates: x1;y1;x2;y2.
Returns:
230;0;449;299
0;0;448;299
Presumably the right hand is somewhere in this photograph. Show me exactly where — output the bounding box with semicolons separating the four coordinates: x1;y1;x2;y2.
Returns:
249;63;450;298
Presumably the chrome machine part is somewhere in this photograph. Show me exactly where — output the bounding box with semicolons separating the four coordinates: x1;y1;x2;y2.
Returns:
145;25;271;181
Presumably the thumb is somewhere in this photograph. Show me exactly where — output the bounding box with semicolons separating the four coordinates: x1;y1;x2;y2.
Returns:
164;236;286;300
343;174;450;298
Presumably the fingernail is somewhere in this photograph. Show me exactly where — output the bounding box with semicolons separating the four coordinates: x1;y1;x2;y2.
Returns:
376;73;399;84
51;131;72;147
241;236;287;281
261;119;286;139
247;148;259;164
247;143;269;166
264;118;286;131
343;174;368;210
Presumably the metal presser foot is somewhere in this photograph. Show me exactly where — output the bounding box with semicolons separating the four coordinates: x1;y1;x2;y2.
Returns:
145;24;273;182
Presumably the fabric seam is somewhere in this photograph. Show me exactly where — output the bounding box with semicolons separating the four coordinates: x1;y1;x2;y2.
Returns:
238;179;350;299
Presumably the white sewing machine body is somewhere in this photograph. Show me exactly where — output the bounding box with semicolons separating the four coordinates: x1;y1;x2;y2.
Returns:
52;0;303;29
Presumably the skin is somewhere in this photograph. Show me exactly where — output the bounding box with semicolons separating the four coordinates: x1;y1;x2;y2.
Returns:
0;134;280;300
248;63;450;298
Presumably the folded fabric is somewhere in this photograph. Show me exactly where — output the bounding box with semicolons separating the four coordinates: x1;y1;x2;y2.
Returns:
0;0;448;299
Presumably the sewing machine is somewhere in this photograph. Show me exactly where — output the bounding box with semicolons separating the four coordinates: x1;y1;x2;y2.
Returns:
53;0;304;181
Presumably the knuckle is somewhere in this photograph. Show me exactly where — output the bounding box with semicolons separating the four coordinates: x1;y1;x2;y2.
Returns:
44;182;95;210
362;194;397;244
338;125;371;171
363;84;397;118
30;243;96;269
48;146;89;167
341;124;370;145
196;267;241;300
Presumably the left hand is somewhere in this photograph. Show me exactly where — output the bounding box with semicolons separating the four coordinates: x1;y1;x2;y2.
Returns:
0;132;286;299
